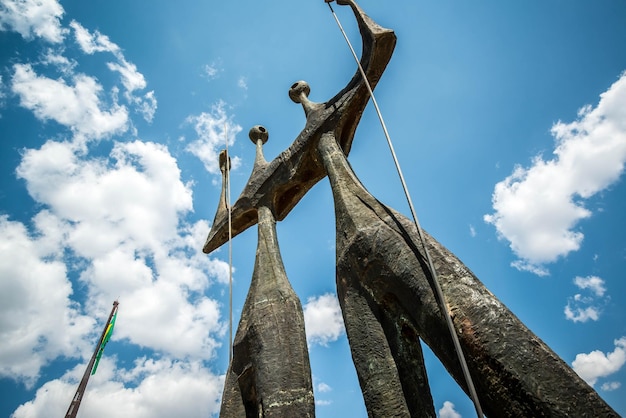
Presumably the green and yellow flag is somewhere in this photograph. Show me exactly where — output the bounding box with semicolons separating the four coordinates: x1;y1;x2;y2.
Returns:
91;311;117;375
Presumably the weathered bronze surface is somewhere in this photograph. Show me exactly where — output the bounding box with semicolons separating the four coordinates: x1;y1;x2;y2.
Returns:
205;1;619;417
317;130;618;417
218;130;314;417
203;0;396;254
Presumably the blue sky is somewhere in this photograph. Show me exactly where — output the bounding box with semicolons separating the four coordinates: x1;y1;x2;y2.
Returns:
1;0;625;417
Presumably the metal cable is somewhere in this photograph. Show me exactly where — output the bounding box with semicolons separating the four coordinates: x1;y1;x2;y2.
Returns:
327;3;484;416
225;125;233;364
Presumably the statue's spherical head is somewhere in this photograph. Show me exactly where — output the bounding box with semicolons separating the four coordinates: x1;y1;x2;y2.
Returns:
218;149;231;172
289;81;311;103
249;125;269;145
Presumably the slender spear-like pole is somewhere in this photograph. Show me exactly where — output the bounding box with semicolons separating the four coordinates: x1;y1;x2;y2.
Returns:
65;300;119;418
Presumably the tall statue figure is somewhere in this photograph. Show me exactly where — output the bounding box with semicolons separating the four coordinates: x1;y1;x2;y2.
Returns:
204;1;619;416
216;128;314;417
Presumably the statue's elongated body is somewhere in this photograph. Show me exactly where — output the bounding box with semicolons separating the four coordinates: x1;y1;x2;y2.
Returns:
218;129;314;417
317;129;435;417
317;130;618;417
220;205;314;418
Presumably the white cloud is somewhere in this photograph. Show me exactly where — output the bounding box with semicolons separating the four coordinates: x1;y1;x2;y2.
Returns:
485;72;626;275
11;63;129;142
0;0;67;42
70;21;146;93
70;20;155;116
0;74;5;103
12;138;229;361
205;65;218;78
601;381;621;391
438;401;462;418
574;275;606;297
564;304;599;323
108;58;146;93
111;281;223;358
11;357;224;418
0;214;94;387
303;293;345;346
203;62;221;80
238;76;248;91
3;6;225;414
41;48;76;74
133;90;157;122
510;259;549;277
186;102;243;176
70;20;119;55
17;140;192;249
317;382;332;393
564;276;608;323
313;380;333;406
572;337;626;386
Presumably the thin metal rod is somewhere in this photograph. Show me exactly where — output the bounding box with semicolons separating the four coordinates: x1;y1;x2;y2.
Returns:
65;301;119;418
225;125;233;364
327;3;484;417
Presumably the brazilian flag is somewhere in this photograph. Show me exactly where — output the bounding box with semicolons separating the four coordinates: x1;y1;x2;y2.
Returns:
91;311;117;375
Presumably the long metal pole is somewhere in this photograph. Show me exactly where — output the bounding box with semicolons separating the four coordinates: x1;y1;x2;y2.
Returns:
65;300;119;418
225;125;233;363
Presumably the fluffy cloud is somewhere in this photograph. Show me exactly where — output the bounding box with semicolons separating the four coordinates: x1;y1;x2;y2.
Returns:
601;381;621;391
133;90;157;123
4;137;229;383
186;102;243;176
574;275;606;297
564;276;608;323
303;293;345;346
572;337;626;386
11;358;224;418
0;215;94;387
203;61;222;80
11;63;129;141
0;74;5;103
70;21;155;120
107;59;146;93
564;304;599;323
485;73;626;275
70;20;119;55
17;140;192;251
112;281;223;358
0;0;67;43
438;401;462;418
70;21;146;93
3;7;226;416
41;48;76;74
317;382;332;393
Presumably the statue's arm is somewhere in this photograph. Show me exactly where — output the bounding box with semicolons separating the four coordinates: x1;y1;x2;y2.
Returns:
203;1;396;254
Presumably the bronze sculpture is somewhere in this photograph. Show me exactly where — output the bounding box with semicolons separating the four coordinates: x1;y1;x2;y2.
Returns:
204;1;618;416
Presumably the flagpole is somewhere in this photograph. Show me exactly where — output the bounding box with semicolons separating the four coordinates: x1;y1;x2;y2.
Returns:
65;300;119;418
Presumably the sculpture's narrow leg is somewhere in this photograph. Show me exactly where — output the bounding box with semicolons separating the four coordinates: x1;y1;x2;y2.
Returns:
219;367;246;417
220;205;314;417
337;271;412;417
317;131;618;417
376;294;434;417
319;131;436;418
